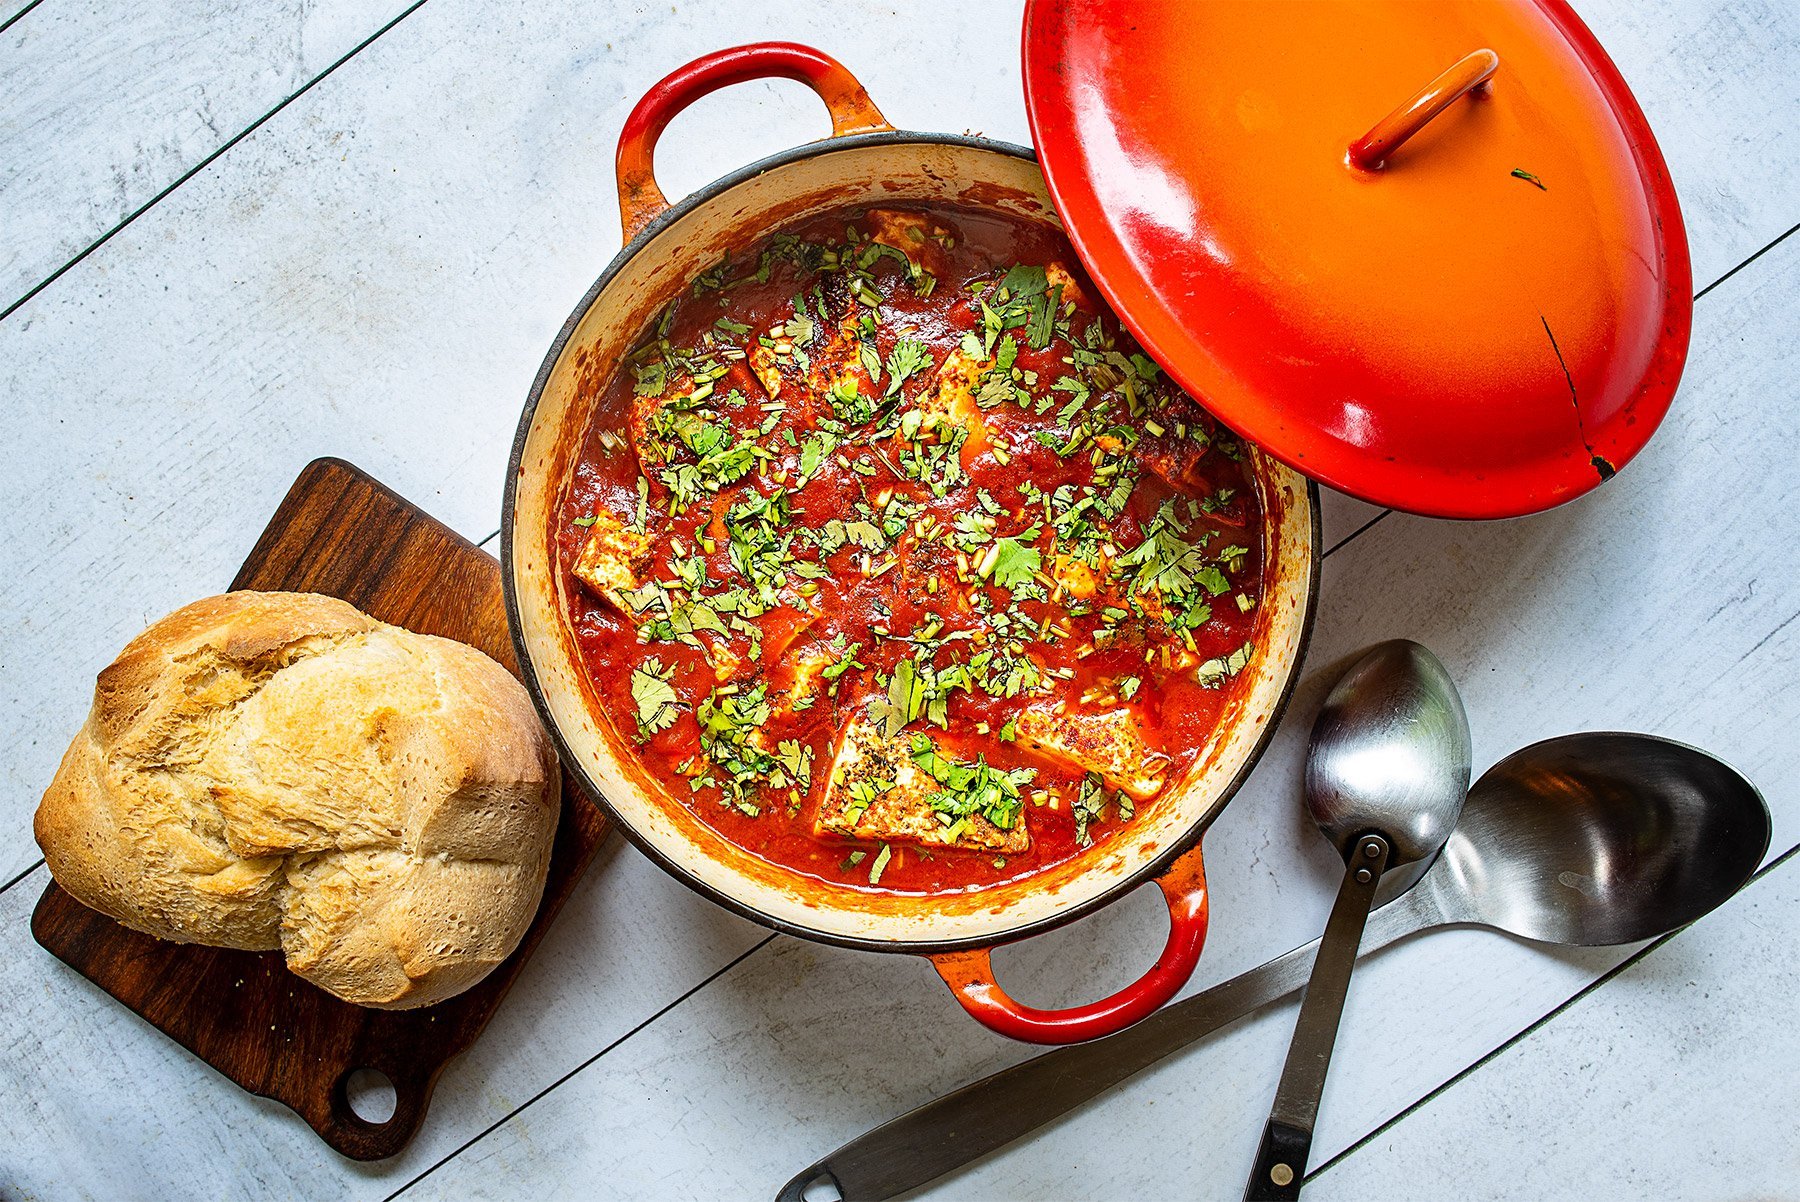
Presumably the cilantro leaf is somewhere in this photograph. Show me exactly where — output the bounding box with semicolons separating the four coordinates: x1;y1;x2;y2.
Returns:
1194;565;1232;597
1024;283;1061;350
1116;501;1215;603
775;738;814;787
870;658;923;738
870;655;970;737
695;682;778;814
843;520;887;550
980;530;1043;592
1073;772;1108;846
782;306;816;346
883;338;934;397
630;658;682;739
821;641;864;682
798;431;837;482
632;360;668;397
999;264;1048;298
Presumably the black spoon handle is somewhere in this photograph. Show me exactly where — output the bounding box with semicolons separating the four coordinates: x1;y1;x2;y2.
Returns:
1245;835;1391;1201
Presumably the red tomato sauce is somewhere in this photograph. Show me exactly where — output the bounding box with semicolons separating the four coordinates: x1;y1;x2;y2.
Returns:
556;204;1266;894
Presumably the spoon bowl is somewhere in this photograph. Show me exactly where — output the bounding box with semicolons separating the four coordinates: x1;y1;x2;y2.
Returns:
1427;732;1771;946
1307;640;1472;865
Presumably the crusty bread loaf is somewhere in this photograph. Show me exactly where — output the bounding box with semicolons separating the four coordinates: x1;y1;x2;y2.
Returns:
33;591;560;1009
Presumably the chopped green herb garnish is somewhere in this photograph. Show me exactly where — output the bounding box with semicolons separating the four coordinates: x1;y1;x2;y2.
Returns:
1073;772;1107;846
630;658;682;739
1195;641;1255;688
980;530;1044;592
909;734;1035;831
884;338;934;396
598;215;1263;847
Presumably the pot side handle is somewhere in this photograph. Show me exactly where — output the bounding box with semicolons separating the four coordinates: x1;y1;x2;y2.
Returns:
615;42;893;241
927;840;1210;1044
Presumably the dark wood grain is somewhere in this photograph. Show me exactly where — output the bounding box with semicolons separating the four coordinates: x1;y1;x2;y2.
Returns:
31;457;611;1161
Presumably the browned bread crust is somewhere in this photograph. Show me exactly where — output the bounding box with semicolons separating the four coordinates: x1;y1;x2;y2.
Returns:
34;591;560;1009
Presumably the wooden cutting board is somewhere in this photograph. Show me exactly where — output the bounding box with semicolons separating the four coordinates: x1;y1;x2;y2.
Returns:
31;457;612;1161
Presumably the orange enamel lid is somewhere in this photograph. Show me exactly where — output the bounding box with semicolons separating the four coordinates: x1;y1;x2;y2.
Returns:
1022;0;1691;517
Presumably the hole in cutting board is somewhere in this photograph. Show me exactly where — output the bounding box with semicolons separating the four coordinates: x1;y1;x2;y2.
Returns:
344;1068;397;1124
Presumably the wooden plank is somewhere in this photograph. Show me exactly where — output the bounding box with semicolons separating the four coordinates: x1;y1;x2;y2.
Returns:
30;459;612;1160
1310;850;1800;1201
0;0;417;312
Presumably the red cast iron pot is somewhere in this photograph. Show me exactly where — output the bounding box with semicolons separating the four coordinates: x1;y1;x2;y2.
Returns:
503;43;1320;1044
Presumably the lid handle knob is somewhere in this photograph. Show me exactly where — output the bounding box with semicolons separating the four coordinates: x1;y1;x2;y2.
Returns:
1348;49;1500;170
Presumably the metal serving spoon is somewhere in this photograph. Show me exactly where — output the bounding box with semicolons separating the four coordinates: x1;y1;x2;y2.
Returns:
776;729;1769;1202
1245;640;1471;1199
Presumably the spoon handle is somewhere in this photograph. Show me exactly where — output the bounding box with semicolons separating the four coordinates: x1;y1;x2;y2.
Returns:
1245;836;1391;1201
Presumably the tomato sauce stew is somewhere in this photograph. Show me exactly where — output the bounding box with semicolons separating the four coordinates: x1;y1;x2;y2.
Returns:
557;203;1266;895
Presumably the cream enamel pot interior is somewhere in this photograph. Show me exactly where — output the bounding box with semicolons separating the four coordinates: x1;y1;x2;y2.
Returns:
502;44;1320;1044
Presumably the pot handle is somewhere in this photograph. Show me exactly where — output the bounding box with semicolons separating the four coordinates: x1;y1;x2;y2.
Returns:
927;840;1209;1044
615;43;893;241
1348;48;1499;170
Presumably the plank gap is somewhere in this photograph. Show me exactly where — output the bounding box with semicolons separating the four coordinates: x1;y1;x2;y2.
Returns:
0;857;45;897
384;932;782;1201
0;0;434;324
0;0;44;37
1695;220;1800;301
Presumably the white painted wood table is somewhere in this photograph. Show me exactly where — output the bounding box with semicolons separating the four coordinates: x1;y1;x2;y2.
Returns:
3;1;1796;1198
